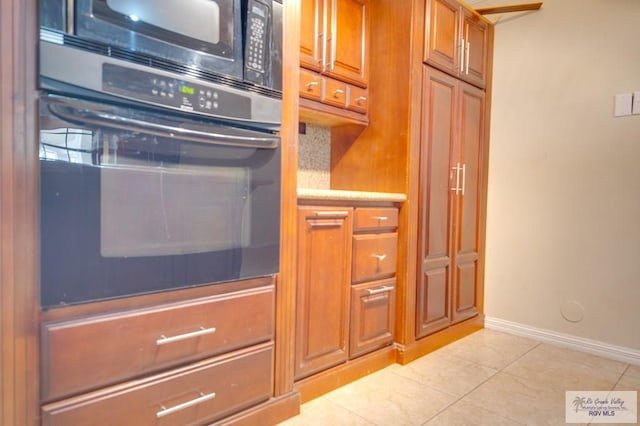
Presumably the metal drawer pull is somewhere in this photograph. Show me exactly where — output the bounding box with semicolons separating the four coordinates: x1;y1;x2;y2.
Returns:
371;254;387;261
372;216;388;221
306;81;319;90
156;326;217;346
315;211;349;217
356;96;367;104
333;89;344;98
156;392;216;418
367;285;395;295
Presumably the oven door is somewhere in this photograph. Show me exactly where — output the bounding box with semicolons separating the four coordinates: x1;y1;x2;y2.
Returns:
74;0;243;80
39;95;280;308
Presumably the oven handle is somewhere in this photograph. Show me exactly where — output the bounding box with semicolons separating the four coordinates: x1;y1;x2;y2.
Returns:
46;97;280;149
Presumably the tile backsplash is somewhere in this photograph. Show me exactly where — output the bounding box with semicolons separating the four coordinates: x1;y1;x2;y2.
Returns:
298;124;331;189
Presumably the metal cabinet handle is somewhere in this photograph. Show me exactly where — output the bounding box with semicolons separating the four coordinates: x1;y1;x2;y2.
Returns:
372;216;388;221
156;326;217;346
451;163;461;194
460;163;466;196
460;38;465;72
356;96;367;105
466;41;471;74
333;89;344;98
371;254;387;261
314;210;349;217
367;285;395;295
306;81;319;91
156;392;216;418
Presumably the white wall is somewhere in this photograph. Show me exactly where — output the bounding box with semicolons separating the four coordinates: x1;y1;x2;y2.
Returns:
478;0;640;350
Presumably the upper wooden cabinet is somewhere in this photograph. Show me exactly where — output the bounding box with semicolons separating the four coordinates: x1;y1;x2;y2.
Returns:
424;0;489;88
300;0;369;87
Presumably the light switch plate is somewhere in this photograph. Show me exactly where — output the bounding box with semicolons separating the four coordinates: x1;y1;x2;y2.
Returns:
614;93;633;117
632;91;640;115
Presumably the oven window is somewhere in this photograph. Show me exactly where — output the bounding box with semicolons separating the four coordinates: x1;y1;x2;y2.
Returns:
39;102;280;308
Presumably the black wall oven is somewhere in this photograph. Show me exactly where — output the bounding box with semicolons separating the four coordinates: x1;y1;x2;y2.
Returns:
39;0;282;308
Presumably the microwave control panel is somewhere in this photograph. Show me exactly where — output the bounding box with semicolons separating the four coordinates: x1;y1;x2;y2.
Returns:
244;0;270;86
102;63;251;120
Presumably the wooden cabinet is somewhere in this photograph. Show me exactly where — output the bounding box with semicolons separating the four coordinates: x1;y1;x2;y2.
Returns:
350;207;397;358
294;206;353;380
295;204;397;379
299;0;370;118
424;0;488;88
40;280;276;424
416;66;484;338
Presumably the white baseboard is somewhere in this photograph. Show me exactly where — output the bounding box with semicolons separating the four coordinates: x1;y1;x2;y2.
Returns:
484;316;640;366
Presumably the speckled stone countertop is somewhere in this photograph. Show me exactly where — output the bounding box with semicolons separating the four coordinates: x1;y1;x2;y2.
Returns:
297;188;407;203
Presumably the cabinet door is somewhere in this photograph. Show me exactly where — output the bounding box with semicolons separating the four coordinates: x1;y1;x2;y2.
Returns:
350;279;395;359
451;82;484;324
460;10;488;88
415;67;457;339
324;0;368;87
424;0;461;77
295;207;353;380
300;0;324;71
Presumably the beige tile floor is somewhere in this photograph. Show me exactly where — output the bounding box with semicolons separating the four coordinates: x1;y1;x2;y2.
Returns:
278;329;640;426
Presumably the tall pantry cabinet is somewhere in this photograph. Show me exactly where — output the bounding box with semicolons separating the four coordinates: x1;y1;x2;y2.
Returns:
415;0;489;340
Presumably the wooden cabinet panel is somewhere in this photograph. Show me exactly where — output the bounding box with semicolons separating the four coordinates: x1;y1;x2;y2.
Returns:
300;68;324;101
42;344;274;426
295;207;353;380
350;279;395;358
416;68;457;338
451;82;484;324
416;66;483;338
325;0;368;87
41;285;274;401
425;0;460;76
461;10;489;88
322;77;348;108
425;0;488;88
353;207;398;231
352;233;397;283
300;0;324;71
347;84;368;113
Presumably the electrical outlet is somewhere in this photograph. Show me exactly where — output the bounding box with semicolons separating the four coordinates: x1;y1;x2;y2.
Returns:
614;93;633;117
632;91;640;115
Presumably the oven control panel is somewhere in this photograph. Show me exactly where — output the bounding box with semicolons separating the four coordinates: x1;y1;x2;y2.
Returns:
102;63;251;119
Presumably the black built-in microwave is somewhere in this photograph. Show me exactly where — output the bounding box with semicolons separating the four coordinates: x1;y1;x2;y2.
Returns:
40;0;282;109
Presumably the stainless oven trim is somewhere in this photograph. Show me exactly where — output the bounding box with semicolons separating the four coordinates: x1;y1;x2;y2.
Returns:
40;34;282;130
46;96;280;149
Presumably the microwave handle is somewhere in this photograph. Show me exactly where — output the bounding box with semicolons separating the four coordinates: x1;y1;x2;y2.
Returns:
47;99;280;149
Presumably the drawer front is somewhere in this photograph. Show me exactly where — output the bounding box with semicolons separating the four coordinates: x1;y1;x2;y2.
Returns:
347;85;369;114
352;233;398;283
42;344;274;426
42;285;275;401
350;279;396;358
300;69;323;101
322;78;348;108
354;208;399;232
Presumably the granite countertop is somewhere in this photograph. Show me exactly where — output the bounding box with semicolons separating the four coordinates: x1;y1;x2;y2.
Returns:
297;188;407;203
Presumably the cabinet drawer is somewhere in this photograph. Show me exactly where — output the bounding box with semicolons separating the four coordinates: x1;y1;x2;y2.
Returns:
322;78;348;108
350;279;396;358
347;85;368;114
352;233;398;283
300;69;323;101
42;344;273;426
354;208;399;232
42;285;274;401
